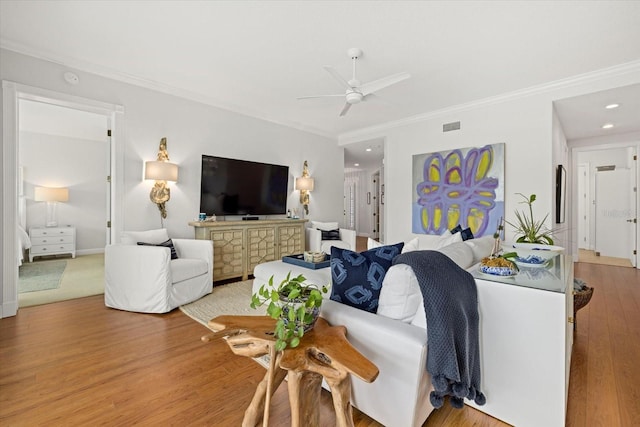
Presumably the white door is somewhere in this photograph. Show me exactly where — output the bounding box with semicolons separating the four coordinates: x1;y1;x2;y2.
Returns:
595;168;636;265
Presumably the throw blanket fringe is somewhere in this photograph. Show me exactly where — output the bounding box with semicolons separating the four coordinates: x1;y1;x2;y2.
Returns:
393;250;486;409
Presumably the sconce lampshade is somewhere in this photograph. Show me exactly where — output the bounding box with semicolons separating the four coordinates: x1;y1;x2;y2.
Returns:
34;186;69;202
145;161;178;182
295;176;314;192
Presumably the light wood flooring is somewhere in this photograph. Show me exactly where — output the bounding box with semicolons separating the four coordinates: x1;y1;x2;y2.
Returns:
1;262;638;426
578;249;634;268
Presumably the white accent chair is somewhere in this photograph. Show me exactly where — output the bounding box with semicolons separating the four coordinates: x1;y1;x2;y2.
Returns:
305;221;357;254
105;229;213;313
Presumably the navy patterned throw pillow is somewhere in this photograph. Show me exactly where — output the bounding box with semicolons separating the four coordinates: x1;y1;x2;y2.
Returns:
460;227;474;241
450;224;463;235
321;229;341;240
330;242;404;313
450;224;474;241
137;238;179;260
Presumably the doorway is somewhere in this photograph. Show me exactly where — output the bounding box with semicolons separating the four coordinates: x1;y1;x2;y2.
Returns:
575;146;637;268
2;81;124;318
17;99;110;307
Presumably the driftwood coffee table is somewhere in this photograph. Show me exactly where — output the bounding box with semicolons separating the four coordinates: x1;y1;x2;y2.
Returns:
202;315;378;427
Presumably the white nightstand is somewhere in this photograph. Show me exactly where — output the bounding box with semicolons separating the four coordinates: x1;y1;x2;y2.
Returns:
29;226;76;262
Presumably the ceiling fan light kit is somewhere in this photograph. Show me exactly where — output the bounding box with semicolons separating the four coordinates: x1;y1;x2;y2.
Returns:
298;48;410;117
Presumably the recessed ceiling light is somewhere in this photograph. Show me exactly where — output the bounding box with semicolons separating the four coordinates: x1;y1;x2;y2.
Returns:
365;148;372;152
605;103;619;109
602;123;614;129
354;163;360;167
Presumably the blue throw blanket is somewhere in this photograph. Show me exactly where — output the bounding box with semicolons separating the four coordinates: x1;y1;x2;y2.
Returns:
393;250;486;409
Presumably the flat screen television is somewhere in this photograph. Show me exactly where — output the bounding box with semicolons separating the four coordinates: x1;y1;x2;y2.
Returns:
200;155;289;216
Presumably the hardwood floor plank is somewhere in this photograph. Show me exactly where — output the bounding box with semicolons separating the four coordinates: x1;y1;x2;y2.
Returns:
2;263;639;426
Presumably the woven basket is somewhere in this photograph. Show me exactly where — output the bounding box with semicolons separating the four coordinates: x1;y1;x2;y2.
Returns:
574;286;594;313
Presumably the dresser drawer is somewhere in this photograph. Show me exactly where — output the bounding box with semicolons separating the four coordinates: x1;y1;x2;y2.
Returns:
31;243;75;255
30;227;74;237
31;235;74;245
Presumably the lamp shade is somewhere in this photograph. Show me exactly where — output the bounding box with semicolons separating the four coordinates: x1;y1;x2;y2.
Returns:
145;161;178;182
295;176;314;192
34;186;69;202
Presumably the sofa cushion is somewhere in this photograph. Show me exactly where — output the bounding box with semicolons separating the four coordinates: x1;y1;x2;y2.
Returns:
320;239;351;254
368;237;419;253
170;258;208;284
311;221;339;231
330;242;403;313
377;264;422;322
436;230;463;249
465;235;495;263
402;237;420;253
121;228;169;245
137;238;178;259
377;242;473;324
438;241;475;269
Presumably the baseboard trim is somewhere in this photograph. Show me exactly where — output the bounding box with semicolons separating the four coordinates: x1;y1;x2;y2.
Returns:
76;248;105;256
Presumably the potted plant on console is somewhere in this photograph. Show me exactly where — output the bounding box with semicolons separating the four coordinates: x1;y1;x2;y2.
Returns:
251;272;328;351
507;193;558;246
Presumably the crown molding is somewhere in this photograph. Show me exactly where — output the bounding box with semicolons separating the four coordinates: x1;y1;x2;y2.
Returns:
0;41;335;140
339;60;640;144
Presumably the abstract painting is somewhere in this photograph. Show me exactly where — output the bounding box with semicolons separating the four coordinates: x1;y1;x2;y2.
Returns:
412;143;504;237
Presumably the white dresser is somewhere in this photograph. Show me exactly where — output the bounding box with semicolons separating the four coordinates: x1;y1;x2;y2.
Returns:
29;226;76;262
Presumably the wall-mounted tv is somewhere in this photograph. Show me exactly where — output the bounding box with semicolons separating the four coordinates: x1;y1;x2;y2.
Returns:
200;155;289;216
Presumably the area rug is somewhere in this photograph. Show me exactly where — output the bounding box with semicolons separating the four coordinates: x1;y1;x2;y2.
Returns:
181;279;270;368
18;260;67;293
180;279;267;328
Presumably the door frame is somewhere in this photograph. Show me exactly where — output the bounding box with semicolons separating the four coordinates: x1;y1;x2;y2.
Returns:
2;81;125;318
570;142;639;269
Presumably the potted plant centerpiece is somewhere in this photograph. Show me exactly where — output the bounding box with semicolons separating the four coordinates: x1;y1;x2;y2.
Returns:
507;193;557;245
250;272;328;351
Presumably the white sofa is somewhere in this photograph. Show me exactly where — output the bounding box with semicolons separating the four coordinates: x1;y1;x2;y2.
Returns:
252;232;493;427
321;233;494;427
105;229;213;313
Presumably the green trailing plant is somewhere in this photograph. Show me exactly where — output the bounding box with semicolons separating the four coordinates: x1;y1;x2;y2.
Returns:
250;272;328;351
506;193;555;245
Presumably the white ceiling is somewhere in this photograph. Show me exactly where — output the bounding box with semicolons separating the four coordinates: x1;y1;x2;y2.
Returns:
2;1;640;168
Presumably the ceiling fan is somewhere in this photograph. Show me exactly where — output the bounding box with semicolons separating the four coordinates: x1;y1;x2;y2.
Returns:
298;48;410;117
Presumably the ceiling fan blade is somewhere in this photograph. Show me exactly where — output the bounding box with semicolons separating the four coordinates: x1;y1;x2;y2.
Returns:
359;72;410;96
339;103;352;117
297;94;344;100
324;66;353;90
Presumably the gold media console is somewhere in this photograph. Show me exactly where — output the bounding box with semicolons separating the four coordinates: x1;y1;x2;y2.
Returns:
189;219;306;282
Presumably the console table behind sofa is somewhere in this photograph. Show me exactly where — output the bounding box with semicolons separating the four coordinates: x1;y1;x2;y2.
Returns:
190;219;306;282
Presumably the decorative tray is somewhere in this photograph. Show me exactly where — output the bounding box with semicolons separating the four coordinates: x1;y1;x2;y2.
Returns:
282;254;330;269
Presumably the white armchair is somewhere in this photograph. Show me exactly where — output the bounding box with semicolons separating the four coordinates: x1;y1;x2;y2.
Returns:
305;221;357;253
105;229;213;313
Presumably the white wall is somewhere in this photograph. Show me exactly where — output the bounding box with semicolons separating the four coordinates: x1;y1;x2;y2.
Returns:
1;49;344;237
381;95;554;245
341;66;640;251
1;48;344;315
551;107;570;250
20;131;108;253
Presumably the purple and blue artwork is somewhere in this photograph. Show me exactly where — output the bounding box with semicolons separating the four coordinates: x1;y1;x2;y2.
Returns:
412;143;505;237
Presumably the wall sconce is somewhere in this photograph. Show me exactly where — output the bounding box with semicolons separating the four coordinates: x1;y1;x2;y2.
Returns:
34;186;69;227
145;137;178;224
295;160;314;215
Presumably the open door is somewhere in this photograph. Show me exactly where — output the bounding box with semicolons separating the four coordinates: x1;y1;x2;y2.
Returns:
595;166;637;267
